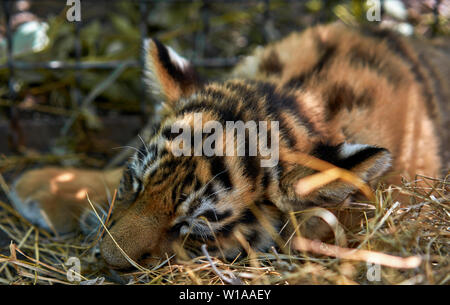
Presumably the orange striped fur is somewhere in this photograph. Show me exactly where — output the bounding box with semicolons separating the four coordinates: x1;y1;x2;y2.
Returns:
11;23;448;269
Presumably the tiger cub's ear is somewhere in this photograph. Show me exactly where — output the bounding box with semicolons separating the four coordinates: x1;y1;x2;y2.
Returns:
318;143;392;182
296;143;392;206
144;38;201;105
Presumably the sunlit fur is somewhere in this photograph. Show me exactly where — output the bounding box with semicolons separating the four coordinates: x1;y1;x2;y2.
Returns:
100;23;447;268
11;23;448;269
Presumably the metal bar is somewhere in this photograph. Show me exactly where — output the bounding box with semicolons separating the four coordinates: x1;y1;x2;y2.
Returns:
0;57;240;70
432;0;442;37
61;61;132;135
139;0;149;125
194;0;210;58
380;0;385;21
61;13;85;136
73;20;83;107
182;57;240;67
2;1;15;94
1;0;23;152
0;60;139;70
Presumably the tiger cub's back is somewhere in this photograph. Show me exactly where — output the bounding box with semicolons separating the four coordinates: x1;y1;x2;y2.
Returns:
233;23;448;182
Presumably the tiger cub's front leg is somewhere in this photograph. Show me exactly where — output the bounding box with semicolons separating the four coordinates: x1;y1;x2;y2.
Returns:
10;167;123;234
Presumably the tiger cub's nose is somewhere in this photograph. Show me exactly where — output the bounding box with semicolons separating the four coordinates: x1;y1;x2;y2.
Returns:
100;225;155;269
99;214;167;269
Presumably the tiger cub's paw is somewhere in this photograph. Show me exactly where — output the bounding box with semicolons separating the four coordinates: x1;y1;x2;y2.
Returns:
9;167;122;234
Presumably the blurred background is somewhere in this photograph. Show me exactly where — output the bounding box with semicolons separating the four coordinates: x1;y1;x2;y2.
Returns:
0;0;449;176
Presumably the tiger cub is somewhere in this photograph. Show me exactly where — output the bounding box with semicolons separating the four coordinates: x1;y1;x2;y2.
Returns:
10;23;448;269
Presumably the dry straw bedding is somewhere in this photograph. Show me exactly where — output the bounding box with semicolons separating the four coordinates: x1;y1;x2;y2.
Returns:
0;166;448;285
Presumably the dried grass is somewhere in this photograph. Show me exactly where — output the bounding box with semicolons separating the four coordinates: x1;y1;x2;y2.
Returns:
0;170;448;285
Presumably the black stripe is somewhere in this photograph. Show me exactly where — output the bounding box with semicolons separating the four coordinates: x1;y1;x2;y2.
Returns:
171;185;178;204
257;199;276;207
210;157;233;189
180;103;238;124
136;146;148;165
202;87;228;101
240;209;257;224
325;83;373;120
261;170;271;188
283;74;306;89
242;154;260;181
153;38;185;83
147;143;159;157
315;44;337;73
168;221;188;238
311;143;344;166
256;83;307;147
173;172;195;211
283;44;336;89
216;221;237;237
258;50;283;75
156;146;169;160
224;81;263;111
206;245;219;252
246;230;260;246
199;209;232;222
194;179;203;192
189;232;215;242
158;158;180;173
360;27;437;120
204;183;217;202
347;48;402;85
161;126;183;140
312;143;386;170
151;174;167;186
338;147;386;169
241;124;261;182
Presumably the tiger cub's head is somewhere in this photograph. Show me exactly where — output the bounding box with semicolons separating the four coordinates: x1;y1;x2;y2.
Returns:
100;39;391;269
100;39;279;269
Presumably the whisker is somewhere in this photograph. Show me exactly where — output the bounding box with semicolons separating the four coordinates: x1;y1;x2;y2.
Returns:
112;146;146;159
138;134;150;155
201;169;229;194
204;186;232;201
